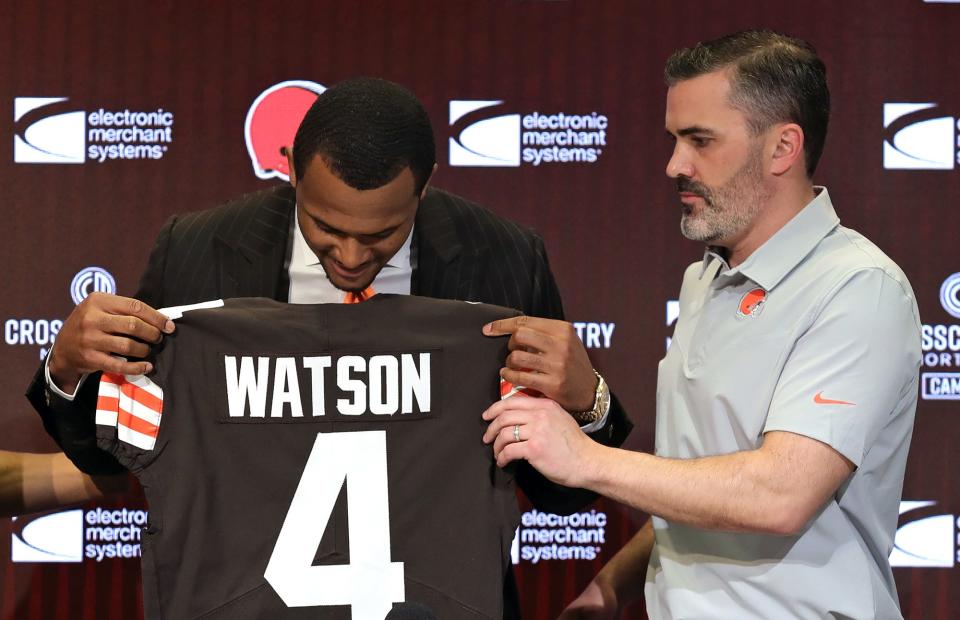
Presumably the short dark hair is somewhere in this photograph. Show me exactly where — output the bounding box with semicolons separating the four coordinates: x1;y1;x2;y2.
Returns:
292;77;436;195
664;30;830;177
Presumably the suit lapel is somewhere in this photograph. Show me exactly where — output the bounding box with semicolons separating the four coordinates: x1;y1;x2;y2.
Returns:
412;189;487;301
208;186;488;303
215;186;295;301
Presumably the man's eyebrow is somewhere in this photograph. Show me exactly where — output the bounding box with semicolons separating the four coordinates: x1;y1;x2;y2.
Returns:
309;213;398;238
676;126;716;137
309;213;344;236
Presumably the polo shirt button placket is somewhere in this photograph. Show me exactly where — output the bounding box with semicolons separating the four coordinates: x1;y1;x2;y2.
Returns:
686;289;720;372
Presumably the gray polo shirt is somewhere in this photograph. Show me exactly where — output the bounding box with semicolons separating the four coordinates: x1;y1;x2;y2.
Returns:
646;188;921;619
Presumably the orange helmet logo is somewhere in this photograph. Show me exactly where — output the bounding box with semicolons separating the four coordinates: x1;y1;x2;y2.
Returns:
244;80;326;181
737;288;767;318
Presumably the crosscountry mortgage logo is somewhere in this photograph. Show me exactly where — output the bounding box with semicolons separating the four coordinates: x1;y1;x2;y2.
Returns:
889;501;956;568
14;97;174;164
244;80;326;181
883;103;958;170
921;272;960;397
71;267;116;305
573;322;615;349
920;273;960;399
922;372;960;399
940;272;960;319
449;100;608;167
14;98;85;163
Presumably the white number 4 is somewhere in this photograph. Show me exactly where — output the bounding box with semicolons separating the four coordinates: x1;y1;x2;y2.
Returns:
265;430;405;619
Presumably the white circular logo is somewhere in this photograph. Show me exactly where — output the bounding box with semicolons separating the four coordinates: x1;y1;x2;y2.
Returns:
70;267;116;305
940;273;960;319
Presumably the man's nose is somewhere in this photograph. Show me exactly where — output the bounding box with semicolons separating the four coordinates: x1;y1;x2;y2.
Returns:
666;145;693;179
336;237;371;268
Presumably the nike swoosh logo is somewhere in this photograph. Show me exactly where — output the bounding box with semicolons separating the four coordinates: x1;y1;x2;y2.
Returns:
814;391;856;406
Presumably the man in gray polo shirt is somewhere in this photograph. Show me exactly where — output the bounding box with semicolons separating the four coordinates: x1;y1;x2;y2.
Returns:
482;30;921;619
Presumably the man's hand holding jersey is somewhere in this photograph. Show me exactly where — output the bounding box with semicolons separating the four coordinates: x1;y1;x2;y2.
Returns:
482;315;598;412
48;293;174;394
482;395;596;487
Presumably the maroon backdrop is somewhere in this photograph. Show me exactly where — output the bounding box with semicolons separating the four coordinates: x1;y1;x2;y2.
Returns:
1;0;958;618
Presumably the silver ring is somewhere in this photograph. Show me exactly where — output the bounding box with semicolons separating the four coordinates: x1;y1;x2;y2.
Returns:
513;424;521;442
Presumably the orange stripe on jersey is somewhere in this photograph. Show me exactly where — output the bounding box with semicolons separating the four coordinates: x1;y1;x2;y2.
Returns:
121;382;163;413
101;372;126;386
96;395;120;411
118;408;160;438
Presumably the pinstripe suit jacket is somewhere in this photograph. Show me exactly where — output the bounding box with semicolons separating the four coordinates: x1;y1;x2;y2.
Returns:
134;185;566;318
29;184;631;507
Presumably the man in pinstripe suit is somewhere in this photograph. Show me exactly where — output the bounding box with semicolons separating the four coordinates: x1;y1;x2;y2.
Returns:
28;78;630;616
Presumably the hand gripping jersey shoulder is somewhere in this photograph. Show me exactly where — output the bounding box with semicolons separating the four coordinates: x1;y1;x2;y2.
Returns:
95;295;523;620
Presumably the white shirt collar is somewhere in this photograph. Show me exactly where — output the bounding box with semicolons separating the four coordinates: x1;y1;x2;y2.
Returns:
292;206;414;271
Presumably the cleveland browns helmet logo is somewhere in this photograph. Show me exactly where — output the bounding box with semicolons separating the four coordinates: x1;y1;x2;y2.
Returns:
244;80;326;182
737;288;767;319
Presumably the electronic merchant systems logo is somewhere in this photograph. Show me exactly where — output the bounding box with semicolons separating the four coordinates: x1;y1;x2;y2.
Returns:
10;510;82;562
449;100;608;167
14;97;174;164
889;501;957;568
510;509;608;565
921;272;960;400
883;103;958;170
244;80;326;181
11;507;147;563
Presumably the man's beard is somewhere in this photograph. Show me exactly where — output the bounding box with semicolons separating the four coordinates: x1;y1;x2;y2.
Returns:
320;258;379;294
678;146;768;244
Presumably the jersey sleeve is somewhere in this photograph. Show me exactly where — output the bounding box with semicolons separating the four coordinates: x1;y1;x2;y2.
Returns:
763;268;921;466
95;370;166;472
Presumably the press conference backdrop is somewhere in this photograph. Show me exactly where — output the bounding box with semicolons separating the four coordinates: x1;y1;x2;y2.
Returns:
1;0;958;618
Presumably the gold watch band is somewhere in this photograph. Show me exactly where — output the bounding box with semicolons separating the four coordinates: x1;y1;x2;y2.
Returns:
572;370;608;425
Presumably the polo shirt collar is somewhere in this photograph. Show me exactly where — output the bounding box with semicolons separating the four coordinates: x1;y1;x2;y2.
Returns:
700;186;839;290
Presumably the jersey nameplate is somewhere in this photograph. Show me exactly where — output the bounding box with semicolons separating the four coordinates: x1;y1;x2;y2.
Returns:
219;351;436;421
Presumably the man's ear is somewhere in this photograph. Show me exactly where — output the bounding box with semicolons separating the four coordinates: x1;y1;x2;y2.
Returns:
285;146;297;187
769;123;805;176
419;163;439;200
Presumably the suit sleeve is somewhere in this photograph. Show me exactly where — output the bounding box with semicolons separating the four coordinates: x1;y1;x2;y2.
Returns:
515;234;633;514
24;215;177;475
526;232;565;321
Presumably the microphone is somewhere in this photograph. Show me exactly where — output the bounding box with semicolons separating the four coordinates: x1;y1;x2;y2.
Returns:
384;602;438;620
